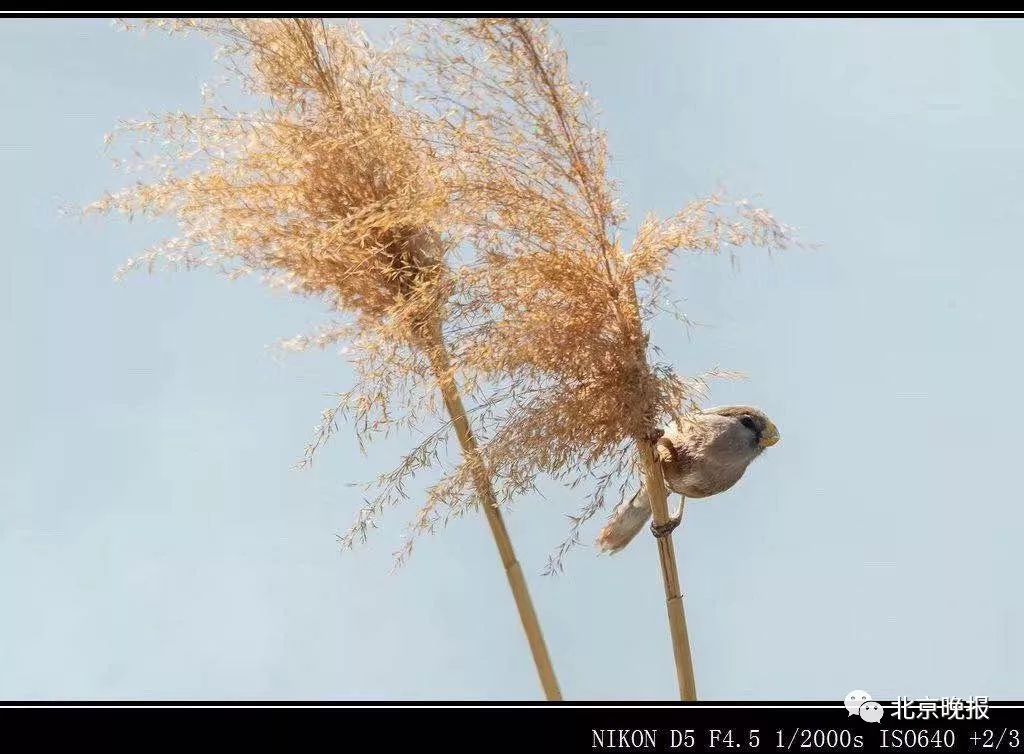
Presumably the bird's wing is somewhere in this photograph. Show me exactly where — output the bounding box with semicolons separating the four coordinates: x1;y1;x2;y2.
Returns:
656;425;698;495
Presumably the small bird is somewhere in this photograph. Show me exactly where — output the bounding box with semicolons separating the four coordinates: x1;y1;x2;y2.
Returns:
595;406;780;553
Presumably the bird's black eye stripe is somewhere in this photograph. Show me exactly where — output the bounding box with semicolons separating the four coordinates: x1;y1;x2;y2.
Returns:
739;416;758;433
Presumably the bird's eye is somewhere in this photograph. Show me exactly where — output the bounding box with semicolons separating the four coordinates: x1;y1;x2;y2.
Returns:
740;416;758;433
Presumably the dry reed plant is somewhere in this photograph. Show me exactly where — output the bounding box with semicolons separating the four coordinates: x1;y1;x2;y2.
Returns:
403;19;797;700
88;18;562;701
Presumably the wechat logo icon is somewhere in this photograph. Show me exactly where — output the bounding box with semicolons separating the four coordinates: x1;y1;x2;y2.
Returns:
845;689;885;724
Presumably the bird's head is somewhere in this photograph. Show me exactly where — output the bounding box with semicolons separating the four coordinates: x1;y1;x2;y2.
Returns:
704;406;780;450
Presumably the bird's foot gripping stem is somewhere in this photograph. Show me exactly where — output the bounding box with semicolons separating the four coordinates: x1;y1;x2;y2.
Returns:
650;512;682;539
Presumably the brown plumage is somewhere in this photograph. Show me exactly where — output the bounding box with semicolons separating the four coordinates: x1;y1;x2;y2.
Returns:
595;406;780;553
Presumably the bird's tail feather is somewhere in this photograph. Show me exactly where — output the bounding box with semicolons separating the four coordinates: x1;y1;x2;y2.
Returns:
595;485;651;554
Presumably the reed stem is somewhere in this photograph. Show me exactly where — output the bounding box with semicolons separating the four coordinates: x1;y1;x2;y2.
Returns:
426;335;563;701
637;442;697;700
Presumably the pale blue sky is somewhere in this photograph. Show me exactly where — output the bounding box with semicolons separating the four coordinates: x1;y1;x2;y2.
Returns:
2;18;1023;700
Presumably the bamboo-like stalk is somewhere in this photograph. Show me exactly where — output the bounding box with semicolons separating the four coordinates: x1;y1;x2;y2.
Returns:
637;444;697;701
424;332;562;701
623;276;697;702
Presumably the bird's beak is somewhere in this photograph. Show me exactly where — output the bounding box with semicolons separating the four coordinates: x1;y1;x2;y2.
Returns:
759;421;780;448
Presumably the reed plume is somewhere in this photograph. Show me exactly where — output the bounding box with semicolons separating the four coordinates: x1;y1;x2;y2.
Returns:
89;18;561;700
408;19;796;700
